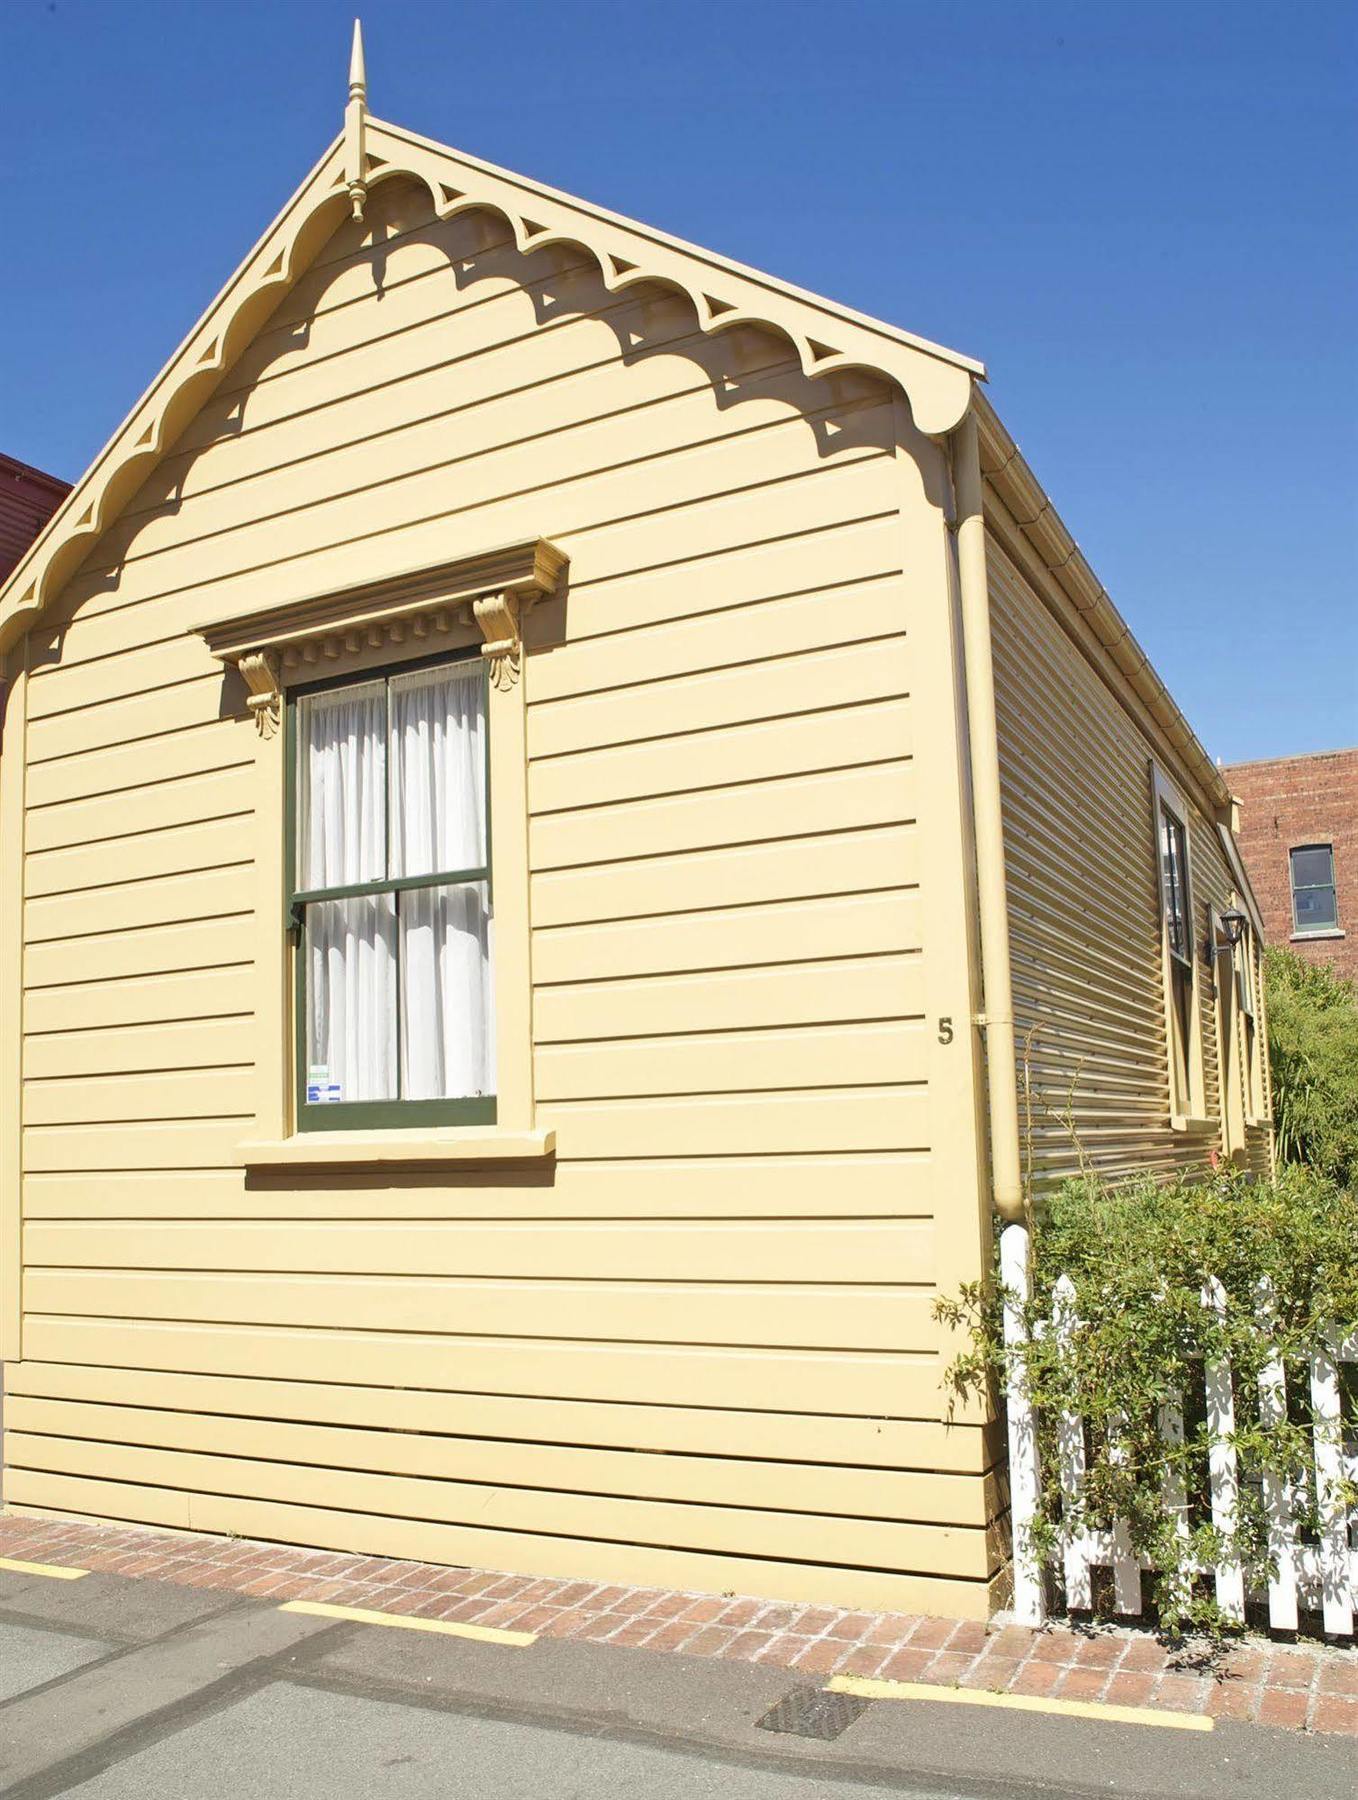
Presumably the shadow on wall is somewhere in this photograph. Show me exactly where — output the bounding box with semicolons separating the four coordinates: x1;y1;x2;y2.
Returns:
241;1165;559;1200
33;175;914;648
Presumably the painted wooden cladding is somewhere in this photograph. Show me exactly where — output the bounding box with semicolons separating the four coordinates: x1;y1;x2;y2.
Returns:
9;178;999;1616
0;643;27;1360
987;537;1269;1183
4;1392;988;1525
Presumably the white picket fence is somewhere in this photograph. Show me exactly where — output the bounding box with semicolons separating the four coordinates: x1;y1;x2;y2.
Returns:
1000;1223;1358;1635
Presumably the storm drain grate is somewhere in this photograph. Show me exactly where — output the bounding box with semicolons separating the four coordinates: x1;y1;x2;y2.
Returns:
755;1683;869;1741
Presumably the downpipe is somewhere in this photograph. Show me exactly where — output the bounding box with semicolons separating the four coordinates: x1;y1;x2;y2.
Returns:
951;405;1024;1225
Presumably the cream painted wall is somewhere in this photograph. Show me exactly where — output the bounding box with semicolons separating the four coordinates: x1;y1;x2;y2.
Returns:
5;178;1002;1618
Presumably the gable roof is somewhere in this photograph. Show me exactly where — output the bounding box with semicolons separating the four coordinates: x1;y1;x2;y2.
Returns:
0;108;980;659
0;50;1231;818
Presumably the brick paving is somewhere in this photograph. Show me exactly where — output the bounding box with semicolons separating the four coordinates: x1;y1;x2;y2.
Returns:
1;1513;1355;1736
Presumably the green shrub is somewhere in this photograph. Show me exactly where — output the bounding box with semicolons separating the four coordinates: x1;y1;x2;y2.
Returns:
936;1167;1358;1636
1265;948;1358;1185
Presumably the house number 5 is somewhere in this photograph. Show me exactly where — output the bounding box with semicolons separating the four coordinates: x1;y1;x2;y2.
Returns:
937;1017;954;1045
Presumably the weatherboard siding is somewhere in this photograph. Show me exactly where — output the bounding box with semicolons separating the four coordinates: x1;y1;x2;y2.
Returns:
9;178;999;1616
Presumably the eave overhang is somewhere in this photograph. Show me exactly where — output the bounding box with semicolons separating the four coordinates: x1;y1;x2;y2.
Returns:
974;390;1233;818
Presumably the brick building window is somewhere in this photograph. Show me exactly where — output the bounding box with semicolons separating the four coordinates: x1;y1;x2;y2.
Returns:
1290;843;1338;935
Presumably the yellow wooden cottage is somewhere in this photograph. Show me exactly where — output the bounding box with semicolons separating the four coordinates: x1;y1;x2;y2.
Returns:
0;28;1272;1621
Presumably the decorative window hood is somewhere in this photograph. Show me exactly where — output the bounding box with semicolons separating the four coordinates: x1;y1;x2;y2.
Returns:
195;537;566;730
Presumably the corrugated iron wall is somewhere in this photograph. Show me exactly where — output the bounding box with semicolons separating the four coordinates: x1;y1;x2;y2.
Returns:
0;455;69;584
988;534;1270;1186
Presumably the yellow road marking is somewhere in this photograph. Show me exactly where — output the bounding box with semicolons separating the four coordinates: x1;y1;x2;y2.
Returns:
0;1556;89;1582
279;1599;536;1646
828;1674;1214;1733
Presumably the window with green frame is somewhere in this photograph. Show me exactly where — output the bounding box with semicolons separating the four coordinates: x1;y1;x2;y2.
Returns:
1233;919;1263;1120
286;652;496;1130
1157;795;1196;1117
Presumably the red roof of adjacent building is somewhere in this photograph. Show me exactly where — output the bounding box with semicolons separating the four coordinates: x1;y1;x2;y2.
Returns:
0;453;70;583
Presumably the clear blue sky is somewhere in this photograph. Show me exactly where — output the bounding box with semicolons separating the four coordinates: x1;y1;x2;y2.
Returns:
2;0;1353;762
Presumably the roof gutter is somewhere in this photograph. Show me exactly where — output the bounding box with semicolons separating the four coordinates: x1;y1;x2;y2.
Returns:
951;401;1024;1225
974;392;1231;816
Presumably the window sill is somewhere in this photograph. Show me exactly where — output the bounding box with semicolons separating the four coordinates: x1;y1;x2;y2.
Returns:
1290;929;1345;942
1170;1113;1215;1135
237;1128;555;1171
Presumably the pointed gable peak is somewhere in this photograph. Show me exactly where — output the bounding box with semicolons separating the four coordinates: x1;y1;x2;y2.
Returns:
0;44;988;651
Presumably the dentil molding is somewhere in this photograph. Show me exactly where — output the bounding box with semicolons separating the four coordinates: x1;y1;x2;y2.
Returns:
196;537;566;731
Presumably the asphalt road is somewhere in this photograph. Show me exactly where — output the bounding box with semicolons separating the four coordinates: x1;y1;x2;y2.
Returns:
1;1566;1353;1800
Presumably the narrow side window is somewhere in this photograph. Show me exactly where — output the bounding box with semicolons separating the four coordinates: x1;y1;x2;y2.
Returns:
1151;768;1203;1126
1234;919;1264;1124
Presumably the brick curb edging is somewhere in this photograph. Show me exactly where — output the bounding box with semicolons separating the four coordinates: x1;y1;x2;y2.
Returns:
2;1514;1354;1736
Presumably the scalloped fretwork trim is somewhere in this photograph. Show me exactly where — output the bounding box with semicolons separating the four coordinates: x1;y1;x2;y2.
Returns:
0;119;977;656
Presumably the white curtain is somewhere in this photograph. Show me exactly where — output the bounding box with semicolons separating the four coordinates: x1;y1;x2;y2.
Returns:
305;895;398;1103
389;663;486;876
298;681;396;1104
390;664;494;1101
400;883;494;1100
299;678;387;889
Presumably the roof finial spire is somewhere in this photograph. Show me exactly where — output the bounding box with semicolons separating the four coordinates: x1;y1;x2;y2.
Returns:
344;19;368;221
349;18;367;105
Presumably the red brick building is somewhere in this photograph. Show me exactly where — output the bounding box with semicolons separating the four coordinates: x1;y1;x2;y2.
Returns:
0;453;69;584
1223;747;1358;984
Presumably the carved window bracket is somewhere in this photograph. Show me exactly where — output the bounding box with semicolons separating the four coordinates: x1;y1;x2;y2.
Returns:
195;538;566;724
473;593;525;688
238;650;283;737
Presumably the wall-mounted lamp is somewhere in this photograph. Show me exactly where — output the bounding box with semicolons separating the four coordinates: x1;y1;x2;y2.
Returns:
1211;908;1249;956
